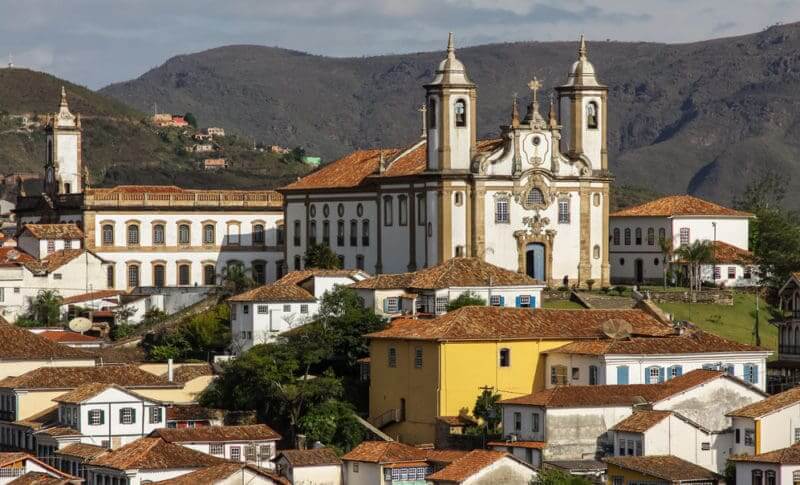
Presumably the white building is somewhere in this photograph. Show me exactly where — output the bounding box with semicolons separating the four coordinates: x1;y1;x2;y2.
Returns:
731;444;800;485
13;89;287;293
0;452;79;484
728;386;800;457
281;35;611;288
151;462;289;484
349;257;544;316
610;194;755;286
16;224;83;259
491;369;766;474
0;246;109;323
229;269;368;352
274;448;343;485
149;425;281;469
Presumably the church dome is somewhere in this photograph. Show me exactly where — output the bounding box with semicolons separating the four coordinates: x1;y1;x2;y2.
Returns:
429;33;473;86
564;35;601;87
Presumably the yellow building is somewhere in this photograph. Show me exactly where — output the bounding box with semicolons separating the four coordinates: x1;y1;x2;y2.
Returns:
366;306;670;445
604;455;721;484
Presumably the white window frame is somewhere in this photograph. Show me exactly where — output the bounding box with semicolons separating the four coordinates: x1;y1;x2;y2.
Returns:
435;297;448;315
680;227;690;245
120;407;135;425
495;198;510;224
210;443;224;456
386;297;399;313
558;198;570;224
257;305;268;314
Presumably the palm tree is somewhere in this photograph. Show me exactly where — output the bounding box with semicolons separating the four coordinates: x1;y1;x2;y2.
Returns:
658;236;674;289
27;289;63;325
675;240;714;292
220;263;256;297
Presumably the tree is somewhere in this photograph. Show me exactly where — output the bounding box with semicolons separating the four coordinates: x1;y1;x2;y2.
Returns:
473;388;502;433
304;244;341;270
183;112;198;128
220;263;256;297
675;240;713;292
750;207;800;290
446;291;486;312
299;399;365;453
26;290;63;325
658;235;674;289
532;469;593;485
112;305;135;325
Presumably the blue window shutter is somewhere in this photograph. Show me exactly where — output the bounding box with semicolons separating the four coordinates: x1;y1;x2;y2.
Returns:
383;298;390;313
658;367;665;383
617;366;629;385
753;365;759;384
499;296;505;306
675;365;683;377
530;295;537;308
515;296;521;308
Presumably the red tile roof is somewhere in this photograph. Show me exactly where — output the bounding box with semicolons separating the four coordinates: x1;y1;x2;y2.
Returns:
548;328;766;355
0;320;94;361
88;437;226;470
7;471;75;484
341;441;428;464
228;283;315;303
727;386;800;418
711;240;753;265
61;290;123;305
23;224;84;240
54;383;158;404
610;195;752;218
486;440;546;449
350;257;542;289
150;424;281;443
150;463;290;485
37;331;100;344
55;443;108;460
604;455;721;480
426;450;512;483
731;443;800;464
0;365;175;390
609;410;672;433
165;404;224;423
366;307;674;342
277;448;342;467
274;269;367;286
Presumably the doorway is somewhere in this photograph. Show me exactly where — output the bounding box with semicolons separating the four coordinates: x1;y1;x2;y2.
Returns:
525;243;546;281
635;258;644;284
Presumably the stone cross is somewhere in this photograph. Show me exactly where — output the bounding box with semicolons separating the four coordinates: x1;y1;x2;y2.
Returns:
527;77;542;105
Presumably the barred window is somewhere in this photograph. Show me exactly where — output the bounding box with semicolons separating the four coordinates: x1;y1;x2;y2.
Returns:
624;228;631;245
102;224;114;245
435;297;448;315
153;224;165;245
558;199;570;224
127;265;140;288
526;188;544;206
253;224;265;244
495;198;510;223
127;225;140;245
178;224;191;244
210;443;224;456
613;228;620;245
203;224;215;244
635;227;642;245
178;264;190;286
204;265;216;286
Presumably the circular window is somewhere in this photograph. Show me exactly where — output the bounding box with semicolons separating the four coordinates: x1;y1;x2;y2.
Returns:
620;258;625;266
532;137;540;146
357;203;364;217
337;204;344;217
654;258;660;266
309;205;316;217
323;204;330;217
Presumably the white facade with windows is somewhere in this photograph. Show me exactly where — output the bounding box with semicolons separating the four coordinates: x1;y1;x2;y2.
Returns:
282;35;610;288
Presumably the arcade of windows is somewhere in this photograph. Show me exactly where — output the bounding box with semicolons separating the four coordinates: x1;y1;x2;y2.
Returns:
101;221;272;247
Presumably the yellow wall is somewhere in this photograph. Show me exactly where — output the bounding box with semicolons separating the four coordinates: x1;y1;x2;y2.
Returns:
605;464;663;484
17;391;64;420
368;338;571;444
136;377;214;404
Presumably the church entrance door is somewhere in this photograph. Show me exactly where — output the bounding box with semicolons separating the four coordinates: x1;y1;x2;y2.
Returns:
635;258;644;284
525;243;546;281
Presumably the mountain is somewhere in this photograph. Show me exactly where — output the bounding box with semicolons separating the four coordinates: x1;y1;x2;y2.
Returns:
0;68;310;192
100;23;800;209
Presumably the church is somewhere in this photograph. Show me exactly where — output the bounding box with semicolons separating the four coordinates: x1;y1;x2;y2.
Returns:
281;35;611;287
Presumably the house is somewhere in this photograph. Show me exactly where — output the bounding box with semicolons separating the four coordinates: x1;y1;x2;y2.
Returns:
149;425;281;468
84;437;226;485
604;455;721;484
491;370;765;473
609;194;755;286
425;450;537;484
191;144;213;153
205;127;225;137
16;224;83;259
53;442;108;482
274;448;342;485
58;290;124;322
0;452;79;484
771;273;800;393
731;443;800;485
0;319;95;380
203;158;227;171
727;386;800;456
0;246;110;323
281;36;611;288
151;462;288;484
340;441;465;485
30;329;101;349
229;269;369;352
269;146;290;154
366;305;723;445
349;257;544;316
165;404;224;429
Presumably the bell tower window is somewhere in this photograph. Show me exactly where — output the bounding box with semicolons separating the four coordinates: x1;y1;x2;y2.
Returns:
587;101;599;129
428;98;437;128
454;99;467;127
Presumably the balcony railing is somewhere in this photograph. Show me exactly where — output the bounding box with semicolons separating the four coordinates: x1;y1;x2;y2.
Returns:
85;190;283;209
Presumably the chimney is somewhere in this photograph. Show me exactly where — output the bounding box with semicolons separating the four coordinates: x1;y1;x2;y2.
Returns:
167;358;174;382
296;434;307;450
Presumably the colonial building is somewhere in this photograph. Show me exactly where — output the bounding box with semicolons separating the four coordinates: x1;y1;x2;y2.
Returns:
13;90;286;292
727;386;800;457
149;425;281;469
281;35;611;287
771;273;800;393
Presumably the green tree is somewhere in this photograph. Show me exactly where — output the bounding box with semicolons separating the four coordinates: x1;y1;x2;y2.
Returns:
473;388;502;433
446;291;487;312
675;240;713;292
299;399;365;453
658;235;674;289
304;244;342;270
750;207;800;290
220;263;256;296
26;289;63;325
184;112;198;128
531;469;593;485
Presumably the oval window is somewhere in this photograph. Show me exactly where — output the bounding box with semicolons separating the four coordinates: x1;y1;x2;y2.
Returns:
310;205;316;217
337;204;344;217
323;204;330;217
357;203;364;217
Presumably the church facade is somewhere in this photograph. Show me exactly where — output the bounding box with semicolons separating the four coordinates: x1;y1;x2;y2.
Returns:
281;35;611;287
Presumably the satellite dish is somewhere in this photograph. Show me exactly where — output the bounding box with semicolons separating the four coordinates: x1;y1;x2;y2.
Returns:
602;319;633;340
68;317;92;334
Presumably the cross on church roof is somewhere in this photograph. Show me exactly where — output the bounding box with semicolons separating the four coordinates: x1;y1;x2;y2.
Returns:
527;77;542;104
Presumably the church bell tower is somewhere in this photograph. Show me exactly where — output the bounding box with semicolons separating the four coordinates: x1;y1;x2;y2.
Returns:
45;87;83;196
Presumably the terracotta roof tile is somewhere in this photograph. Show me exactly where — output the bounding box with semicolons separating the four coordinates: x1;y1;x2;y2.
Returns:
341;441;428;464
436;415;477;426
604;455;721;480
425;450;510;483
7;472;74;485
0;365;174;390
499;370;727;408
0;453;77;484
37;331;100;344
88;437;226;470
61;290;123;305
166;404;224;422
549;328;766;355
277;448;342;466
150;463;290;485
732;442;800;464
366;307;673;342
23;224;83;240
35;426;81;437
609;410;672;433
151;424;281;443
610;195;752;218
274;269;367;286
727;386;800;418
55;443;109;460
165;364;215;384
54;383;159;405
486;440;546;449
711;241;753;265
228;283;315;302
350;257;542;290
424;450;470;463
14;406;59;430
0;452;39;467
0;320;93;361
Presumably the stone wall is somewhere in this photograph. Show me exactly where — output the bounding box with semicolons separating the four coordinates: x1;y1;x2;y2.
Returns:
645;289;734;305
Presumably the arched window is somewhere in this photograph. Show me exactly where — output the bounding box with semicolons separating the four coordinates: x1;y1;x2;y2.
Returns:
454;99;467;127
309;221;317;245
593;192;601;207
586;101;598;129
293;220;301;246
526;188;544;206
647;227;655;246
428;98;437;129
398;196;408;226
294;255;301;270
203;224;215;244
178;264;191;286
127;264;140;288
635;228;642;245
153;264;165;287
350;220;358;246
658;227;666;242
106;265;115;289
613;228;620;245
203;265;216;286
383;196;393;226
322;220;330;246
765;470;776;485
751;470;763;485
593;245;600;259
252;261;266;285
178;224;190;245
362;220;370;246
453;192;463;207
102;224;114;246
252;224;265;244
624;228;631;245
152;224;165;245
127;225;140;246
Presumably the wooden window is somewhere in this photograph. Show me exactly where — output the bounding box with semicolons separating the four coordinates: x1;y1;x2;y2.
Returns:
551;365;567;385
613;228;620;245
149;407;162;424
362;220;370;246
647;227;655;245
178;224;191;244
294;255;301;270
253;224;265;244
245;445;257;461
203;224;215;244
309;221;317;245
322;220;330;246
46;240;55;254
499;348;511;367
659;227;666;241
107;265;115;288
178;264;191;286
417;195;426;225
153;224;165;245
589;365;598;385
532;413;540;432
300;304;308;314
203;265;216;286
230;447;241;461
102;224;114;245
127;225;139;246
88;410;104;425
127;264;140;288
337;220;345;246
728;266;737;279
210;444;224;456
350;220;358;246
253;262;266;285
635;228;642;245
513;412;522;431
153;264;165;287
624;228;631;245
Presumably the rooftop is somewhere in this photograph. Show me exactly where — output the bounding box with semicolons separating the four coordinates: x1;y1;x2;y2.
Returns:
274;269;368;286
425;450;511;483
163;363;215;384
150;424;281;443
0;365;175;390
610;194;752;218
37;331;100;344
341;441;428;464
88;437;226;471
54;443;108;460
0;247;97;274
548;328;765;355
61;290;124;305
0;319;93;361
727;386;800;419
54;383;159;405
84;186;282;209
604;455;721;481
165;404;224;423
23;224;83;240
350;257;542;290
7;471;76;484
609;410;672;433
149;463;290;485
731;443;800;464
228;283;315;303
277;448;342;467
366;307;673;342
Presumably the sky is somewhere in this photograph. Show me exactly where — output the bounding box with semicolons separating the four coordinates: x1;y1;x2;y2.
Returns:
2;0;800;89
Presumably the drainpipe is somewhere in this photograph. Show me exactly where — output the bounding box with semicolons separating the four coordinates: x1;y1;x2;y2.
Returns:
167;359;174;383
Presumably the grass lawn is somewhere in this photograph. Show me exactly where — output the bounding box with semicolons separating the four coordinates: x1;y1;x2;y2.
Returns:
656;292;778;354
542;299;586;309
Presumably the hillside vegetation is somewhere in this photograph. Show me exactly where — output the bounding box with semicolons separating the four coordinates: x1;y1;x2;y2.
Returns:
100;23;800;208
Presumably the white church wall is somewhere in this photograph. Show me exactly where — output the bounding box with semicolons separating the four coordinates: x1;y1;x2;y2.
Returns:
447;90;473;171
580;94;604;170
55;131;80;193
672;216;750;250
